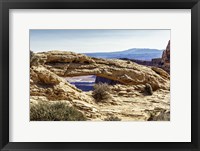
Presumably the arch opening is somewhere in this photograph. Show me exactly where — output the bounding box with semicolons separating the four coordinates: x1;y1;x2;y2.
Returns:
65;75;119;92
65;75;96;91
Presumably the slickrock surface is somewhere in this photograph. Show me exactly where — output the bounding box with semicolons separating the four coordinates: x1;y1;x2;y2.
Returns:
30;50;170;121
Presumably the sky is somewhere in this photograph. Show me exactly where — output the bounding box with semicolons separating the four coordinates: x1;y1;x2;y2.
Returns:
30;29;170;53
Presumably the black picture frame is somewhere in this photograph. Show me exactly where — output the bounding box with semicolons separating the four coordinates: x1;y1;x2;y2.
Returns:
0;0;199;151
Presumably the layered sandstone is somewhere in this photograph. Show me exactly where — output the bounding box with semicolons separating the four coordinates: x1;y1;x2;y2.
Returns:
30;50;170;121
33;51;169;91
30;65;100;119
161;40;170;73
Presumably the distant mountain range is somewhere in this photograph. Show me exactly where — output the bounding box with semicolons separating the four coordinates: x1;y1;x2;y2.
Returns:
84;48;164;61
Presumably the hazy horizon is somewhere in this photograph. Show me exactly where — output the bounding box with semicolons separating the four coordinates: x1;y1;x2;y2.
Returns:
30;29;170;53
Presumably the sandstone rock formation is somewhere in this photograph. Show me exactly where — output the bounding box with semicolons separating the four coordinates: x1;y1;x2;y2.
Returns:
33;51;169;91
30;65;100;119
162;40;170;64
161;40;170;73
30;50;170;121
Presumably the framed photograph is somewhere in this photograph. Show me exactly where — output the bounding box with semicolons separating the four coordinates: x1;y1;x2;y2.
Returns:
0;0;199;150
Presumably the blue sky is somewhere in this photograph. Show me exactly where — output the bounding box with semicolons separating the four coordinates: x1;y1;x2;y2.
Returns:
30;29;170;53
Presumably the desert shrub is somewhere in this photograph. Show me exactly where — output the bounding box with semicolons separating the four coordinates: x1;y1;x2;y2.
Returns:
30;101;87;121
30;50;34;60
147;109;170;121
145;83;153;95
126;88;132;92
92;83;111;102
30;51;45;66
104;115;121;121
127;60;131;64
30;50;40;66
154;111;170;121
30;50;35;66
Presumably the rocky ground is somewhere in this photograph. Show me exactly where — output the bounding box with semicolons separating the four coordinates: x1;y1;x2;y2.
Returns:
30;49;170;121
84;84;170;121
30;83;170;121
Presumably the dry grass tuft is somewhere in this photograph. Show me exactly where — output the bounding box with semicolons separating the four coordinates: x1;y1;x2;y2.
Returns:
104;115;122;121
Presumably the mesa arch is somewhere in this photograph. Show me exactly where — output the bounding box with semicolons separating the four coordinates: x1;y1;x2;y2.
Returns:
33;51;170;91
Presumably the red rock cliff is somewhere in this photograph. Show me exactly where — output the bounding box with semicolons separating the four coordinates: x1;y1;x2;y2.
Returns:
161;40;170;73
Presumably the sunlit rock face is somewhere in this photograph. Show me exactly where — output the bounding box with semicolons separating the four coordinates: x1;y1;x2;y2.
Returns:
33;51;169;91
30;50;170;121
161;40;170;73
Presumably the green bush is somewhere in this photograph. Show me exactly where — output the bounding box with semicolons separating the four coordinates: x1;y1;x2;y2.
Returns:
104;115;121;121
30;101;87;121
145;83;153;95
92;83;111;102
